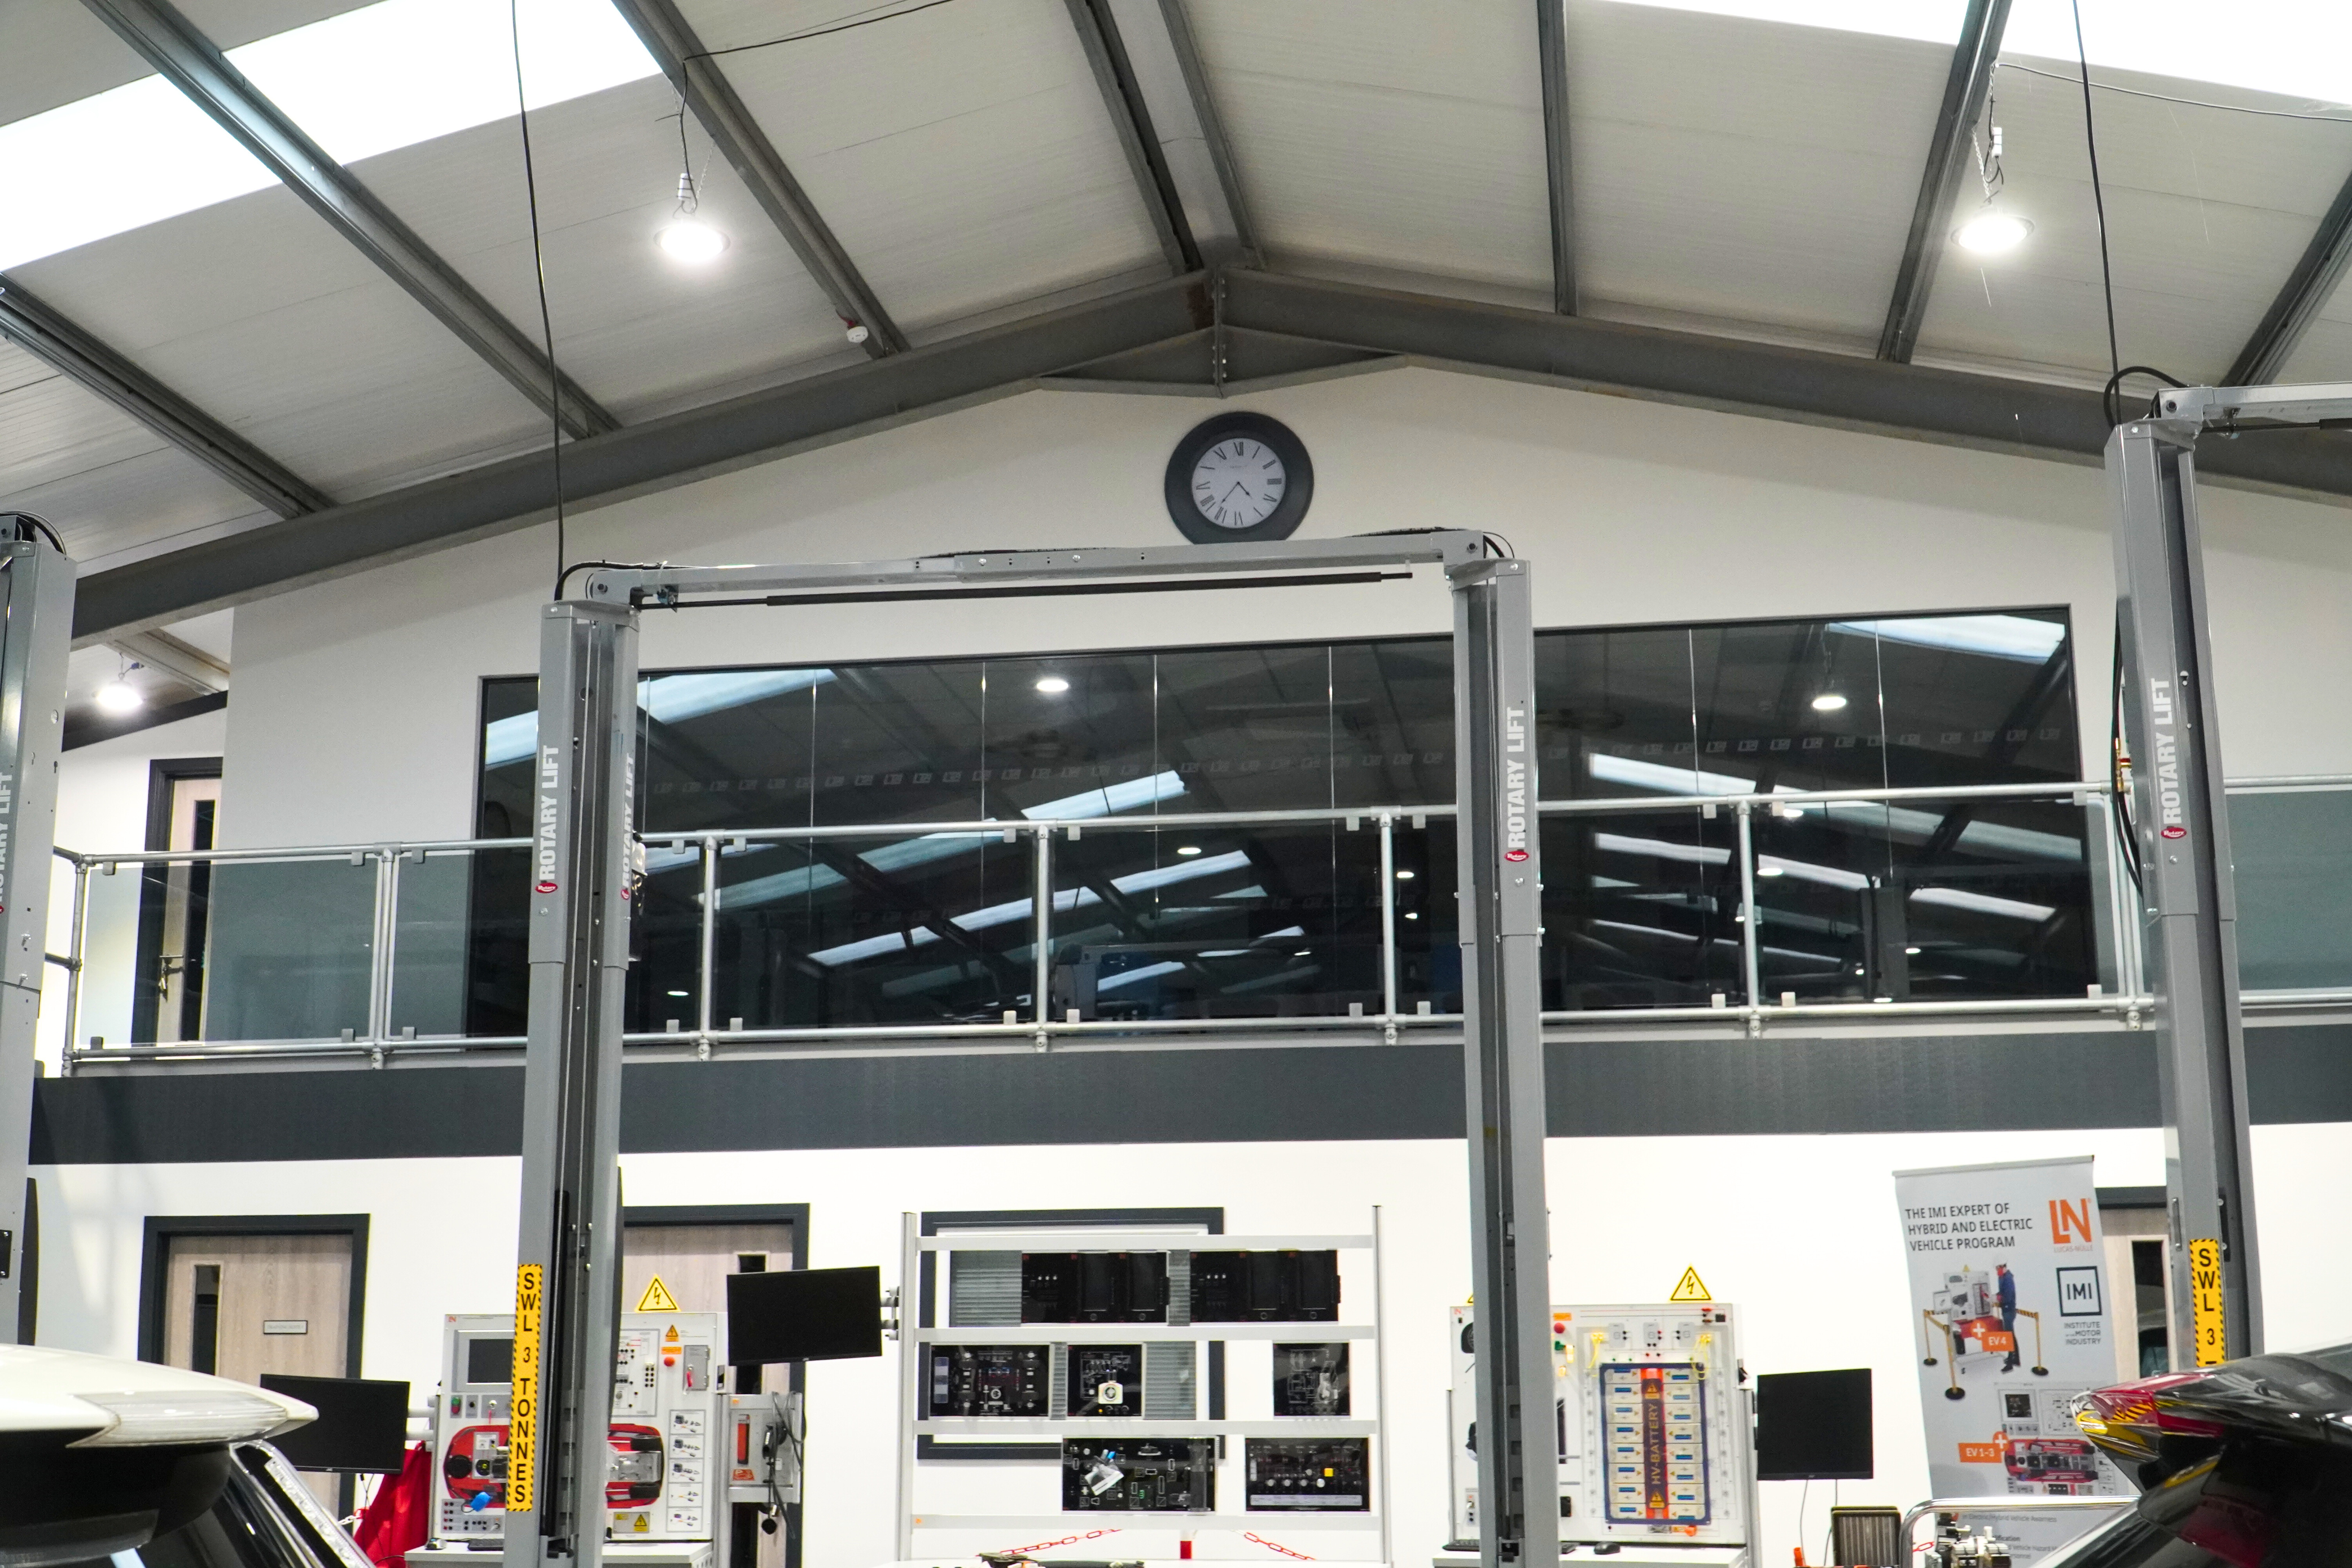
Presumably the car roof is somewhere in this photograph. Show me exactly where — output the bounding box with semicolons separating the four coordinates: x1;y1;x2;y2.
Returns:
0;1344;314;1441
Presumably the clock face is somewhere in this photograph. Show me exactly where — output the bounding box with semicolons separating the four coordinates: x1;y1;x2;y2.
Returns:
1190;437;1287;530
1163;413;1312;544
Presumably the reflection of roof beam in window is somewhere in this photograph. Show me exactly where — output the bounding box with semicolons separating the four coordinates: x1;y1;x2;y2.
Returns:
1829;615;2065;663
1817;800;2079;860
1589;918;1699;944
1591;833;1730;866
1755;855;1871;890
1111;849;1252;894
643;669;834;725
1910;886;2058;921
1588;754;1751;796
1020;770;1185;820
1221;964;1321;996
1096;960;1187;992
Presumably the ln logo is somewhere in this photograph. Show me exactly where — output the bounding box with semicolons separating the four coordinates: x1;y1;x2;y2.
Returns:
2049;1197;2095;1246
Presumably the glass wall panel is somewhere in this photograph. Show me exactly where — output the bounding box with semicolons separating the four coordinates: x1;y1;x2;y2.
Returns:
200;859;375;1041
458;846;529;1039
1747;794;2095;1002
1537;625;1701;799
388;850;472;1038
1331;638;1454;809
2228;786;2352;991
70;860;142;1049
625;845;707;1031
1156;644;1336;813
1536;809;1744;1009
1692;620;1888;794
1392;821;1460;1014
1858;612;2077;787
710;831;1031;1028
647;668;826;832
1048;824;1385;1019
982;654;1163;821
809;662;976;826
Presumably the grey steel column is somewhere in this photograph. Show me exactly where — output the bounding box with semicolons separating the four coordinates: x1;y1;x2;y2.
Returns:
506;598;640;1568
1449;556;1557;1566
0;536;72;1340
2107;420;2260;1364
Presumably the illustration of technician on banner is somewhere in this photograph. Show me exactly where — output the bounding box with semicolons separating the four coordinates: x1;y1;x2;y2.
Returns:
1894;1157;2131;1508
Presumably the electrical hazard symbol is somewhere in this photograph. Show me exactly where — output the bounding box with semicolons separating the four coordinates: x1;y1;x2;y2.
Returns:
1668;1267;1712;1303
636;1274;680;1312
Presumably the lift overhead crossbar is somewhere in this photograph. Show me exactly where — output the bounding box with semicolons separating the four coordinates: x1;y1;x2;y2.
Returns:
510;529;1559;1568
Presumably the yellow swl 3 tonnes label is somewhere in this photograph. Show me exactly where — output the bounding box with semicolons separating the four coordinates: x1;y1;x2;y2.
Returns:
509;1263;545;1512
2188;1238;2227;1368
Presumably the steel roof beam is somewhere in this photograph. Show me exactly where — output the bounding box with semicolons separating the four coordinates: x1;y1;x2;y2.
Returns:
2226;171;2352;385
1878;0;2012;362
1155;0;1260;266
1535;0;1577;314
608;0;905;357
80;0;620;439
75;268;2352;640
0;275;331;518
1062;0;1201;274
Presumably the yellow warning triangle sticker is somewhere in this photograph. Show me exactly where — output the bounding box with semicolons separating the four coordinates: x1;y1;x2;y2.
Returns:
1668;1267;1712;1303
636;1274;680;1312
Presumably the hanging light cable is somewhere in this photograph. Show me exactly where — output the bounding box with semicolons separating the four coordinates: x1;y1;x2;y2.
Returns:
656;99;727;264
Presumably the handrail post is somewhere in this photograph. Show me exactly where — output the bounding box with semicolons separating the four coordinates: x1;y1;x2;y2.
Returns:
62;857;90;1072
1032;827;1053;1048
366;848;400;1046
1378;812;1398;1037
698;838;717;1046
1736;801;1761;1029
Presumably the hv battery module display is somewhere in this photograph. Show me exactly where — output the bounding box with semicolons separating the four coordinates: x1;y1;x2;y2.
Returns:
1447;1302;1755;1552
898;1217;1391;1560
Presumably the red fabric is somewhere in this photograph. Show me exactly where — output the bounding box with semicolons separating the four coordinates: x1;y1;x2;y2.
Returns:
353;1442;433;1568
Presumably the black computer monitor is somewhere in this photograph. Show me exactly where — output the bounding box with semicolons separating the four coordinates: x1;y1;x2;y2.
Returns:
257;1374;411;1473
1755;1368;1873;1481
726;1265;883;1364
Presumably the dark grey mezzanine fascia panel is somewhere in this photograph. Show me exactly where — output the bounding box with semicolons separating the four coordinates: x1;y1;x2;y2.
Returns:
72;1026;2352;1166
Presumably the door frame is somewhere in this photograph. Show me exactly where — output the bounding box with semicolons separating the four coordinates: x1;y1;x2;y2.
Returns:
130;757;225;1045
136;1213;371;1376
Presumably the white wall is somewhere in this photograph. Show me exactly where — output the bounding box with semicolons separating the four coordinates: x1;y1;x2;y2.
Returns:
217;368;2352;847
60;1121;2342;1567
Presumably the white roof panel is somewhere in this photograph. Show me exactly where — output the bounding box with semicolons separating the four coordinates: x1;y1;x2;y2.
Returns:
1567;0;1950;340
1184;0;1552;295
676;0;1167;332
351;76;852;415
10;183;549;500
1913;59;2351;383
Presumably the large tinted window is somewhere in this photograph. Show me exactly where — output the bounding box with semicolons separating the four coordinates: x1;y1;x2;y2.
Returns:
468;608;2081;1028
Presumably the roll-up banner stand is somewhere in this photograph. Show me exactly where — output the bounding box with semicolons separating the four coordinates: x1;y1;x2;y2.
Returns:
1895;1157;2129;1563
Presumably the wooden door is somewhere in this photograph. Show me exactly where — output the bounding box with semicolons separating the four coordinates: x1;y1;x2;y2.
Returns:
163;1231;352;1508
623;1222;795;1568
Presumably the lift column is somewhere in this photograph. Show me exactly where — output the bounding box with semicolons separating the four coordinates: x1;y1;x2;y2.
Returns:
1451;555;1558;1567
2107;415;2259;1365
505;597;641;1568
0;530;71;1343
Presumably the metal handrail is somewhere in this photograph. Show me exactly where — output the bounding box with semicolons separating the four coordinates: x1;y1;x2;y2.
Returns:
40;776;2225;1070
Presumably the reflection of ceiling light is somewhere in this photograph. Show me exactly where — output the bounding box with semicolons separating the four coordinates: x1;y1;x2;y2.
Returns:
1404;912;1418;919
1293;949;1310;957
1758;865;1785;877
1906;945;1922;954
665;988;689;997
1034;676;1070;694
657;218;727;262
1954;211;2032;255
1811;693;1847;712
1395;869;1415;880
1176;844;1202;856
96;678;143;715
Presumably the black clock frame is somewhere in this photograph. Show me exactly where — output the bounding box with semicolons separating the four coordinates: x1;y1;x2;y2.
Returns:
1163;412;1314;544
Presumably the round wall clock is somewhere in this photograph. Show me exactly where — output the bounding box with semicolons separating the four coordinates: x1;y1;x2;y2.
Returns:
1163;412;1313;544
